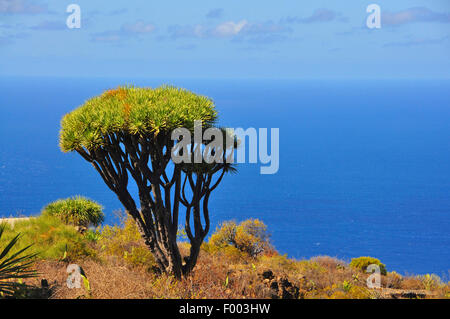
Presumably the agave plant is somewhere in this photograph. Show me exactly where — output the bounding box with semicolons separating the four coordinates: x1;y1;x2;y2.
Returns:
0;223;38;297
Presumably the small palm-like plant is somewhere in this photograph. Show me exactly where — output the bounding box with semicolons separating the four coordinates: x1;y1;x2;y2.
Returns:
0;223;38;297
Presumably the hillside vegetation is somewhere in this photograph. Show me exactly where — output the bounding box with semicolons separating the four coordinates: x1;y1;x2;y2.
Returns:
0;214;448;299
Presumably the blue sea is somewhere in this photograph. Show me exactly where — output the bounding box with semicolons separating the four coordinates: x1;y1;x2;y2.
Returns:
0;77;449;276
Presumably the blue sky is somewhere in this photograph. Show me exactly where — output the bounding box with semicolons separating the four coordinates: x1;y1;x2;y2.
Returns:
0;0;449;78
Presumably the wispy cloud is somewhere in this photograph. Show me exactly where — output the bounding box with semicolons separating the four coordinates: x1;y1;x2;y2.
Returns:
384;35;450;47
168;19;290;41
383;7;450;26
0;0;46;14
214;20;248;37
168;20;245;39
283;8;348;24
91;30;121;43
206;8;224;19
232;33;289;45
121;21;155;34
0;31;28;45
30;20;66;31
109;8;128;16
241;21;289;35
91;21;156;42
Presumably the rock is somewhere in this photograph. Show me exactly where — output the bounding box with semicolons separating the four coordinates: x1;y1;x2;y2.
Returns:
400;291;426;299
74;225;87;234
277;277;299;299
280;278;291;287
41;279;49;288
379;288;435;299
261;270;274;280
281;284;299;299
269;280;278;290
260;271;300;299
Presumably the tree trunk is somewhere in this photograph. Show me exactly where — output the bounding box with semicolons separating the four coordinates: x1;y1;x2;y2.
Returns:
76;130;231;279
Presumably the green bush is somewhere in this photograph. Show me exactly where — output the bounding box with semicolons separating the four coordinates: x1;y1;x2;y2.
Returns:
99;217;156;270
350;256;387;275
209;219;272;257
84;229;102;243
0;215;95;261
42;196;104;228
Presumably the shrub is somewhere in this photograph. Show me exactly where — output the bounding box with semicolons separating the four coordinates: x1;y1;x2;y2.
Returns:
350;256;387;275
84;229;102;243
42;196;104;228
209;221;238;248
209;219;272;257
311;256;347;270
0;215;95;260
99;217;156;270
325;284;373;299
384;271;403;289
259;254;297;273
419;274;443;290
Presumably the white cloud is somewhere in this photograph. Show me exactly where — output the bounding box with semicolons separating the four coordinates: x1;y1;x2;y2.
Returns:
213;20;248;37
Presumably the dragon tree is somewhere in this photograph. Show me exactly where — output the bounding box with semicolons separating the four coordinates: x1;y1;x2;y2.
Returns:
60;86;236;278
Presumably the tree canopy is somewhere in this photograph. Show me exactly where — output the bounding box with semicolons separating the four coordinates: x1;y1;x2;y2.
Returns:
60;85;217;152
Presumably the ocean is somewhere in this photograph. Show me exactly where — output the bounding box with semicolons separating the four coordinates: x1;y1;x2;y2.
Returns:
0;76;449;276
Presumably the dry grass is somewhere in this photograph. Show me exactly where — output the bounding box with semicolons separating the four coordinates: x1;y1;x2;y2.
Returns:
7;217;450;299
18;250;449;299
